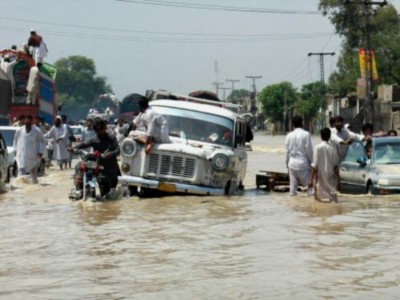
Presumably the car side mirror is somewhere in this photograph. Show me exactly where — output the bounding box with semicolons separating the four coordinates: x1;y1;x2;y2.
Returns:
356;156;367;167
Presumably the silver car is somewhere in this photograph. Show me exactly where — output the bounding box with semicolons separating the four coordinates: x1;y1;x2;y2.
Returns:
340;137;400;195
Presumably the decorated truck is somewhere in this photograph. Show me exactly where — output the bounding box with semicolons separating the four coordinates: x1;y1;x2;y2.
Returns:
0;49;57;125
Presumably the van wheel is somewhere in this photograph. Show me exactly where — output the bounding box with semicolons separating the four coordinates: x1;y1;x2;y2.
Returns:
128;186;138;196
137;186;152;198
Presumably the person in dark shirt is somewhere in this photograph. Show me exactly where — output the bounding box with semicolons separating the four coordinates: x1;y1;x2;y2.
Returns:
73;119;121;196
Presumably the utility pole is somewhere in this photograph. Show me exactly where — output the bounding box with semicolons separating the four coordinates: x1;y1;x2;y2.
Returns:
219;87;230;102
245;76;262;114
345;0;387;123
226;79;240;102
308;52;335;128
212;81;223;98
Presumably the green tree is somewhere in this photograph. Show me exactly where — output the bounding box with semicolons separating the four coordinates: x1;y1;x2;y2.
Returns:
227;89;250;103
296;81;325;129
258;82;297;123
55;55;113;120
319;1;400;96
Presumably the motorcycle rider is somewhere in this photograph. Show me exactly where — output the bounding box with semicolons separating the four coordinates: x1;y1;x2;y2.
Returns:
72;118;121;197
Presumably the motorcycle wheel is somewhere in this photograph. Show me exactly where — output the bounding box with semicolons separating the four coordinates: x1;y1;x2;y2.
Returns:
89;187;96;199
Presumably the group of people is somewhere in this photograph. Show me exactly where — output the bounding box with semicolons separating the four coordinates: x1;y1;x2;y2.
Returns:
12;114;74;184
11;96;170;196
285;115;397;203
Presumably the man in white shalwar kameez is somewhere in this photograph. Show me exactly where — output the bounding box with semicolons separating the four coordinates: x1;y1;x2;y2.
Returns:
330;116;363;163
26;63;42;105
310;128;340;203
44;116;69;169
13;115;45;184
285;115;314;196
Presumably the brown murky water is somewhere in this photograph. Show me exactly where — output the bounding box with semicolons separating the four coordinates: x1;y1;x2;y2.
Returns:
1;133;400;299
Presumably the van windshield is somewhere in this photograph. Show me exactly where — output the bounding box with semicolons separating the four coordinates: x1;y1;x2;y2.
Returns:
152;106;234;147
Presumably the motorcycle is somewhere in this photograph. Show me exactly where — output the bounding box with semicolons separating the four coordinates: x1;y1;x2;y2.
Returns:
69;149;111;201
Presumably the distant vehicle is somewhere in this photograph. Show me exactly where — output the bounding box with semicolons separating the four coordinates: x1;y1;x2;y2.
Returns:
70;125;83;143
340;137;400;195
118;95;249;197
0;126;47;177
0;49;57;126
0;126;17;177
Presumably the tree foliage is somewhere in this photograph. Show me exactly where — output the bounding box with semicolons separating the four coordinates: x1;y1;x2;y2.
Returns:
227;89;250;102
258;82;297;123
55;55;113;120
319;1;400;96
296;81;326;127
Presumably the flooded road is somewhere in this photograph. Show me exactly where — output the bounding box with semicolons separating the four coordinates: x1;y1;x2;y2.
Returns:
1;133;400;299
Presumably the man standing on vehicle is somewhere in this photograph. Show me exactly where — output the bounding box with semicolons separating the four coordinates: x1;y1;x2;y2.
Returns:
72;119;121;197
13;115;45;184
310;128;340;203
285;115;314;196
27;29;48;63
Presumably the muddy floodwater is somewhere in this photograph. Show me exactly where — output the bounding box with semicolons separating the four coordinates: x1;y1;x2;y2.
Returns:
1;133;400;299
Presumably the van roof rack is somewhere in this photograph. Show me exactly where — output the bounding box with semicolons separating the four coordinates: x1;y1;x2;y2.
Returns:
150;90;242;110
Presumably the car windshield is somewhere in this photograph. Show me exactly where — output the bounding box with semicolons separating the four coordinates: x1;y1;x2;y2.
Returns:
373;142;400;164
152;106;234;147
0;129;16;147
71;127;82;135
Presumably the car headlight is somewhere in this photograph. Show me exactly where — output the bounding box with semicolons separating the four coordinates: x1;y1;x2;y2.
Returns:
212;153;229;171
121;140;137;157
378;178;390;186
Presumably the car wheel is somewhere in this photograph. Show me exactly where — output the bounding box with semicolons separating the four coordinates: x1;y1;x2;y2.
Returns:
5;167;10;183
367;182;374;195
12;161;17;177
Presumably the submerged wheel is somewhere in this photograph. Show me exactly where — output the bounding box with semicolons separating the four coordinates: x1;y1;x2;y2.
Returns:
5;167;11;184
137;186;152;198
367;182;374;195
12;161;17;177
89;187;96;199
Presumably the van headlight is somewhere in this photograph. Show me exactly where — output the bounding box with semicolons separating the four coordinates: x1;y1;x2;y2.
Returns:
121;140;137;157
212;153;229;171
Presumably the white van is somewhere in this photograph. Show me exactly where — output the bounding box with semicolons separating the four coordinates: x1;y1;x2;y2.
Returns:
118;97;249;197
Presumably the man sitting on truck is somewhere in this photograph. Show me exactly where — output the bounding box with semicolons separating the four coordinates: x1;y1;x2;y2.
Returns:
136;96;170;155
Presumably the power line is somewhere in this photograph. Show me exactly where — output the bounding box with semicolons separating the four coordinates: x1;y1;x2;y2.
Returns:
0;25;333;44
0;16;330;38
116;0;321;15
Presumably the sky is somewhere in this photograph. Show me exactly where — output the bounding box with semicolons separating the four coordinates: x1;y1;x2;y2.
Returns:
2;0;400;100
